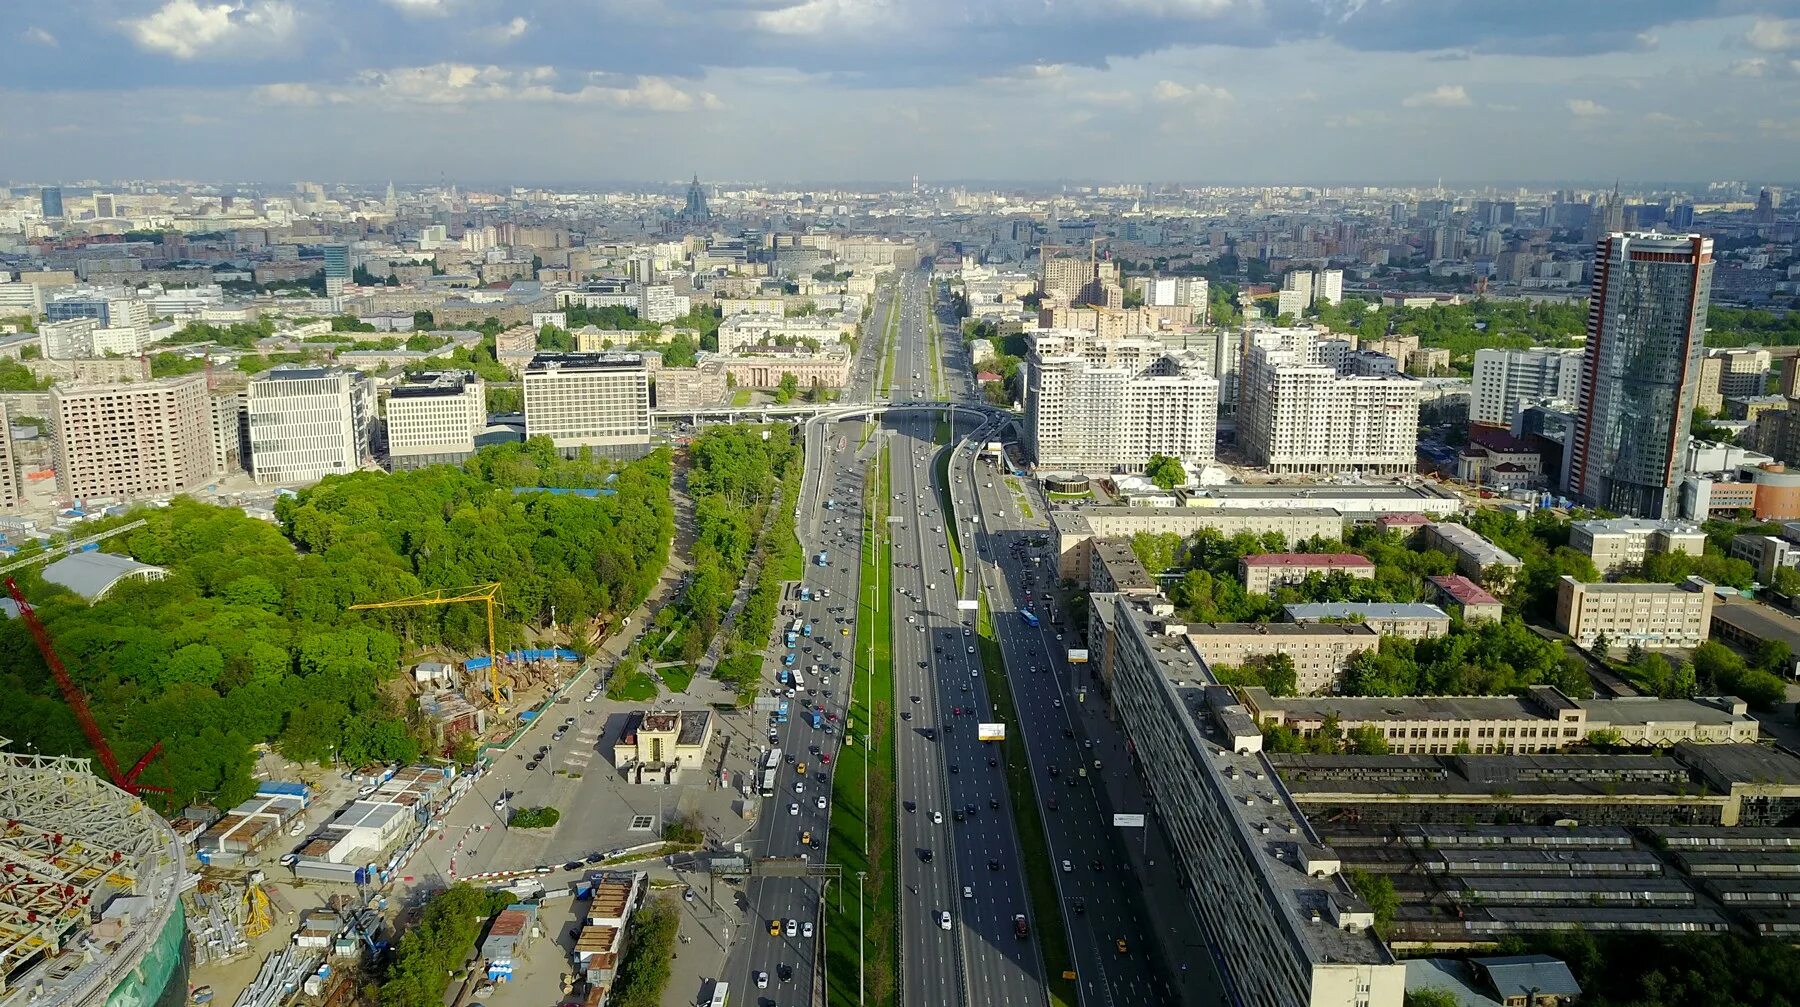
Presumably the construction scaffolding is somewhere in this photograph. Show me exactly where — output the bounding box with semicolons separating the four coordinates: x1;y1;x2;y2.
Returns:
0;737;185;998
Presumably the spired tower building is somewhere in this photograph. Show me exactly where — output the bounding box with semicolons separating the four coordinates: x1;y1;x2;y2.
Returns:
679;175;711;224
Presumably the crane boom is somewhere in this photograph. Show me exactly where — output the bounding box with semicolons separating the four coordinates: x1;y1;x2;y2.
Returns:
348;582;504;704
5;576;169;797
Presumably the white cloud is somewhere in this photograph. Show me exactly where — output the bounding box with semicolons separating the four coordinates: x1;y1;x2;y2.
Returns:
123;1;299;60
497;17;529;40
384;0;450;16
1731;57;1768;77
1152;80;1232;103
1747;18;1800;53
1401;84;1470;108
1566;98;1607;116
253;82;323;106
321;64;721;112
756;0;890;37
22;27;57;47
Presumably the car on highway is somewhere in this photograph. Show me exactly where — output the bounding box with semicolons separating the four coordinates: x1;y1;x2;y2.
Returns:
932;810;943;824
793;781;804;794
755;971;768;989
801;830;813;846
938;910;952;931
785;919;798;937
815;795;827;809
803;921;814;938
789;803;800;816
768;919;781;936
904;800;916;813
963;885;972;898
820;753;831;764
920;848;934;862
1116;938;1129;954
1061;859;1072;872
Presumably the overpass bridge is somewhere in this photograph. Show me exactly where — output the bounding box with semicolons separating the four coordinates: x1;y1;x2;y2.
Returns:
653;399;1012;426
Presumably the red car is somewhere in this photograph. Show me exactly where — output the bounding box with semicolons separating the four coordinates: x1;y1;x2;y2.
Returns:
827;712;838;722
820;754;832;765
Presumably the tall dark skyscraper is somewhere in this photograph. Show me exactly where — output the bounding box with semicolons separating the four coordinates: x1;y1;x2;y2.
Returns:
40;186;63;218
679;175;711;223
1567;232;1713;519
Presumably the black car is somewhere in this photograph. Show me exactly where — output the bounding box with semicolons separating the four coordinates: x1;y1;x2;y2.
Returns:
904;800;916;813
921;848;934;862
526;760;540;771
953;810;964;822
988;798;999;809
987;858;1001;871
949;764;959;774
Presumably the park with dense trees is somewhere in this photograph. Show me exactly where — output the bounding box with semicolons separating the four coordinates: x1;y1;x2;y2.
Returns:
0;439;674;810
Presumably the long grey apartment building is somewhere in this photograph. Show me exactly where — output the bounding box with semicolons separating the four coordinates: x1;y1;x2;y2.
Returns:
1091;592;1405;1007
522;352;652;456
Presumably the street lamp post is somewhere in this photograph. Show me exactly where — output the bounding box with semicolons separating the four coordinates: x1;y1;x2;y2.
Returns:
857;869;867;1007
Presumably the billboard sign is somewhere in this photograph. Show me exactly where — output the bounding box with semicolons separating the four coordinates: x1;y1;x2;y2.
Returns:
1067;649;1090;663
1112;813;1146;828
957;599;979;611
977;722;1007;742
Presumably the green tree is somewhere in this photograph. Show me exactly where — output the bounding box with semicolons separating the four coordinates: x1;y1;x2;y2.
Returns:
1772;565;1800;596
1347;870;1398;934
773;372;801;403
1347;725;1390;755
1144;454;1186;490
1590;631;1610;662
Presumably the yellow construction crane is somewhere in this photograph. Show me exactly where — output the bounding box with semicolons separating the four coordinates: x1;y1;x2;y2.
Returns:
349;582;506;705
243;880;273;939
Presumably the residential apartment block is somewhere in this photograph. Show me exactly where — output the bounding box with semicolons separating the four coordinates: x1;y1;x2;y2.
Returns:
1023;335;1217;472
1555;575;1714;650
1187;621;1381;694
385;370;486;470
51;374;217;501
1283;602;1452;640
522;352;652;454
1239;553;1376;595
1567;518;1706;576
1470;347;1582;429
1420;521;1522;581
1239;329;1419;475
1090;593;1406;1007
246;366;374;485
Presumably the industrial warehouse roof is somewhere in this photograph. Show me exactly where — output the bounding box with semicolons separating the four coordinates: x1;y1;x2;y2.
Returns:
42;551;167;601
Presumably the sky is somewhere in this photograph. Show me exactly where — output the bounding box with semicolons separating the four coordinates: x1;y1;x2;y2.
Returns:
5;0;1800;186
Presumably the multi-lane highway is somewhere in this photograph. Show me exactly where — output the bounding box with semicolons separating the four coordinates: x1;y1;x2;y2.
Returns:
886;273;1045;1007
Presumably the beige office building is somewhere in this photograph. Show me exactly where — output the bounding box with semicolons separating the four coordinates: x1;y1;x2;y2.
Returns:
522;352;652;452
611;710;715;784
52;374;216;501
1188;622;1380;694
1239;553;1377;595
1555;575;1715;650
1239;335;1419;475
1568;518;1707;576
386;370;487;470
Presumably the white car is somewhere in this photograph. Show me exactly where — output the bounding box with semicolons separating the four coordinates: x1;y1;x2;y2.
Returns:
755;971;769;989
1061;859;1072;872
1053;699;1063;708
795;781;805;794
785;919;798;937
802;921;814;938
815;795;827;809
789;803;800;816
932;810;943;824
938;910;952;930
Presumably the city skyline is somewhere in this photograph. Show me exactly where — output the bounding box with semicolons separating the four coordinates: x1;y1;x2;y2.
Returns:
6;2;1800;182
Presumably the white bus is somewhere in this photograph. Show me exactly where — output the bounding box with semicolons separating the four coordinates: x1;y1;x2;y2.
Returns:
707;981;729;1007
759;750;781;798
791;667;806;692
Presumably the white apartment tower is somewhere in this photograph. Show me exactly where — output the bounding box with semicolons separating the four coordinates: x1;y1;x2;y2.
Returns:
1239;328;1419;475
1470;347;1583;428
386;370;488;470
522;352;652;453
1024;337;1217;472
246;366;374;484
1316;269;1344;305
51;374;217;501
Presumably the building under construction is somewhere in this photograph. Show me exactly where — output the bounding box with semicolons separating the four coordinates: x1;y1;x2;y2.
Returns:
0;737;190;1007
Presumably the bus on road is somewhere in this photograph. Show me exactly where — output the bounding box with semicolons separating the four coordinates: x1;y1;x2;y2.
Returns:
759;750;780;797
1020;609;1040;628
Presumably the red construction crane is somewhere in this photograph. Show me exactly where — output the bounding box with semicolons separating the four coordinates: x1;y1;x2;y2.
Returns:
5;577;169;798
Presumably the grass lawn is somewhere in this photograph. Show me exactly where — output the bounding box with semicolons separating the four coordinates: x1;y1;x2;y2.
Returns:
730;388;752;406
932;437;965;596
824;444;898;1007
978;592;1077;1007
879;285;900;398
609;669;660;702
658;663;696;693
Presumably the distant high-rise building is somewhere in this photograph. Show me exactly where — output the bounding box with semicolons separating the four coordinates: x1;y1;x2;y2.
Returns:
1470;348;1584;428
0;403;19;512
679;175;711;224
1568;232;1713;518
39;186;63;219
1315;269;1344;306
246;366;374;484
94;193;115;218
51;375;217;501
384;180;397;212
1669;202;1695;229
1754;188;1777;225
1281;269;1314;308
321;243;350;297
